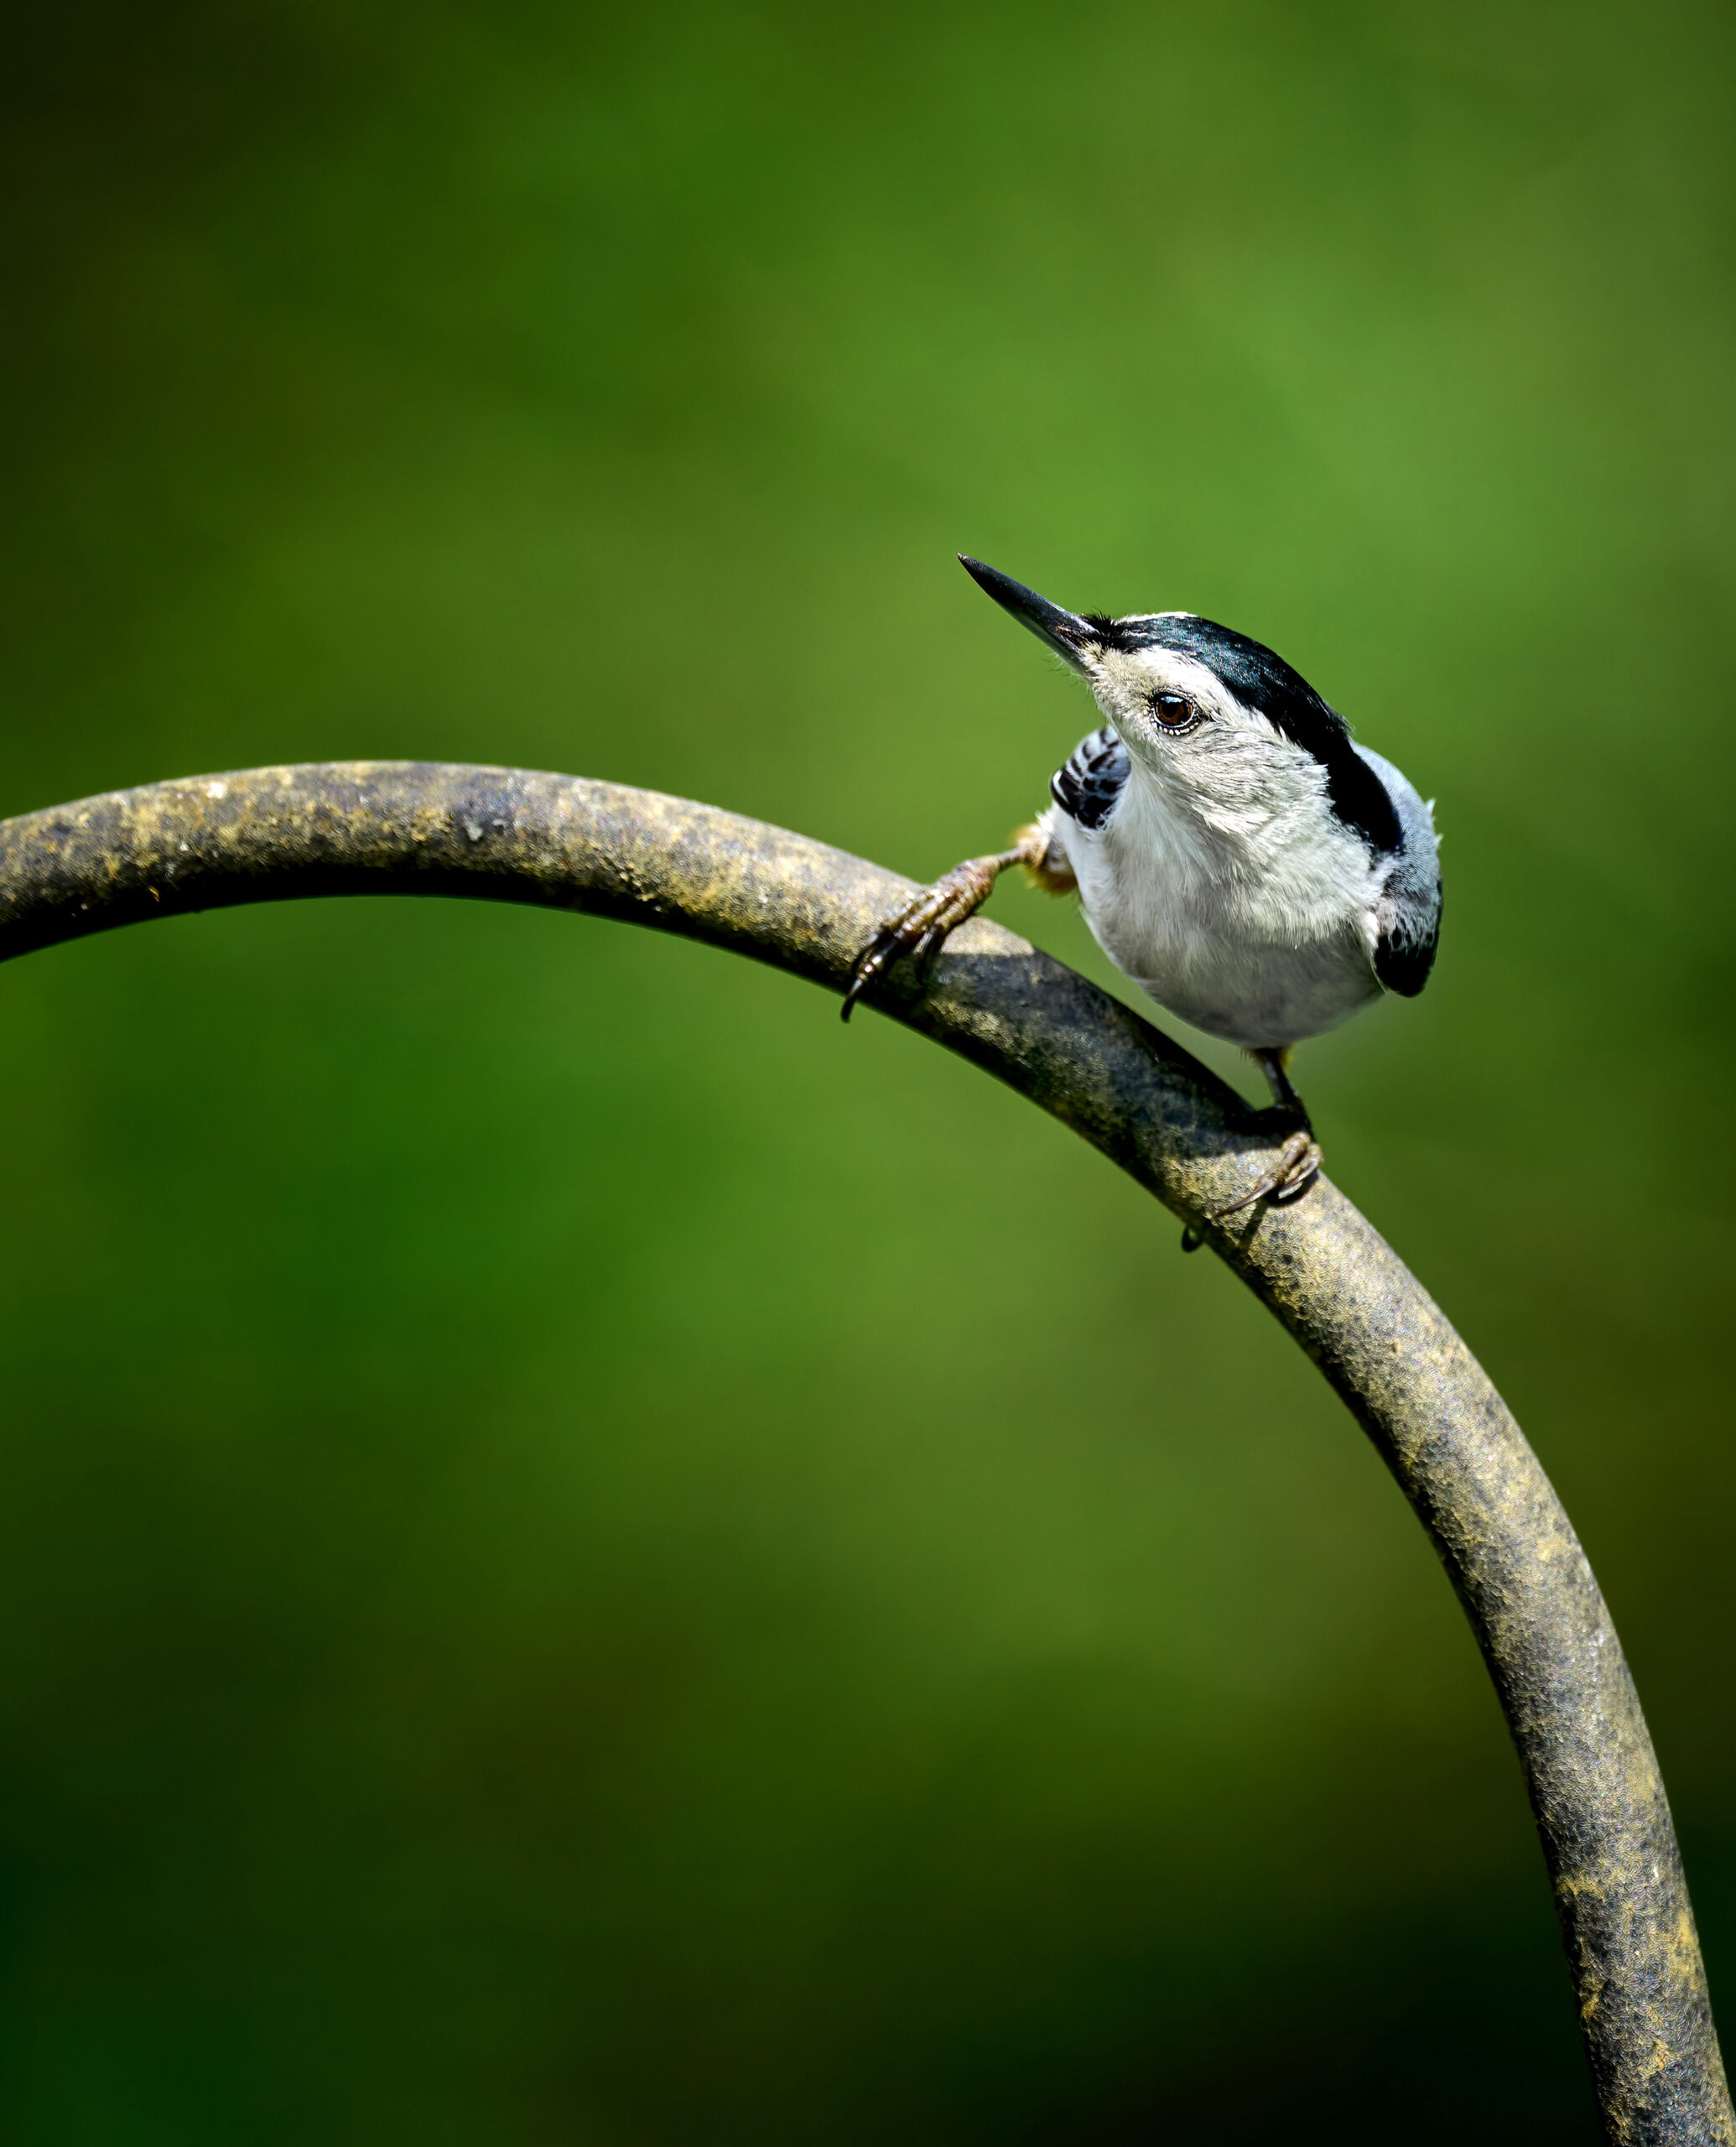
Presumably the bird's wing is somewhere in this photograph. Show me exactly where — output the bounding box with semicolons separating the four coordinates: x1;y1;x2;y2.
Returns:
1373;905;1441;996
1050;725;1130;831
1355;745;1442;998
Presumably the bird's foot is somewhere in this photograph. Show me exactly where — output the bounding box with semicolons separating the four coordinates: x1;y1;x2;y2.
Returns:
1208;1127;1323;1223
1179;1048;1321;1243
841;849;1015;1022
1179;1125;1323;1248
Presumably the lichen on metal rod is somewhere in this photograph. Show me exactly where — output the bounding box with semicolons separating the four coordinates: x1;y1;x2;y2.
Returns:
0;759;1726;2144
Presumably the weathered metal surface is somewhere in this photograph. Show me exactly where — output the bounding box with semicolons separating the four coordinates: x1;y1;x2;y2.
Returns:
0;759;1726;2144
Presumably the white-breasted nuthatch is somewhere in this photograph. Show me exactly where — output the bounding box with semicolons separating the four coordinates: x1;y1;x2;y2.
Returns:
843;558;1442;1226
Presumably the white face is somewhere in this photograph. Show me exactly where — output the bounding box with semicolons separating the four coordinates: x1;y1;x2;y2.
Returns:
1076;618;1326;831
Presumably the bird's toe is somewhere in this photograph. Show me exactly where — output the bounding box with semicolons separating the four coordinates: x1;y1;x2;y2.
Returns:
839;858;1001;1022
1207;1129;1323;1224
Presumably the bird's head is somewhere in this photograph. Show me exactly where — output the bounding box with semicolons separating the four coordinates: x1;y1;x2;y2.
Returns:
956;555;1386;840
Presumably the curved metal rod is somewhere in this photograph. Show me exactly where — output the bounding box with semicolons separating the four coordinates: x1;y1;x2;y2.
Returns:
0;760;1726;2144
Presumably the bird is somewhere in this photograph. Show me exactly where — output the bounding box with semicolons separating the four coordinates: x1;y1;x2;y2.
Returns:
841;556;1442;1232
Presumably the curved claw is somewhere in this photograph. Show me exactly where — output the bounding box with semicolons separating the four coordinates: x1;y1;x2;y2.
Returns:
841;929;901;1022
839;854;1007;1022
1209;1131;1323;1222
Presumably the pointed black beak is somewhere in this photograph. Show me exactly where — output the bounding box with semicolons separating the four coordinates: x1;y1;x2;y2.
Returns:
958;556;1099;677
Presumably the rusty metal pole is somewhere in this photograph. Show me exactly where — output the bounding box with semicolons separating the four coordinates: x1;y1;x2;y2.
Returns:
0;760;1727;2144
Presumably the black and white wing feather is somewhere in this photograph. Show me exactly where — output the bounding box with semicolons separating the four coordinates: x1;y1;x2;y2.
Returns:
1051;725;1130;832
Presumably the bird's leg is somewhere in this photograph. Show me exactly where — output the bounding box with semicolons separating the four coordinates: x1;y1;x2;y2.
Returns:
1182;1048;1322;1248
841;824;1061;1022
1251;1045;1305;1118
1211;1048;1322;1219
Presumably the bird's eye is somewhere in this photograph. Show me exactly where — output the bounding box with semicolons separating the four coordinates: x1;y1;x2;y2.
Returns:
1151;692;1199;730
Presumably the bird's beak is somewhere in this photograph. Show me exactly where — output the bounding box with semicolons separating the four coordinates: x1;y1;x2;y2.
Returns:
958;556;1099;677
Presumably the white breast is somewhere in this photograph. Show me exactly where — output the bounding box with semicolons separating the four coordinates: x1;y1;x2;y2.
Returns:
1053;749;1387;1048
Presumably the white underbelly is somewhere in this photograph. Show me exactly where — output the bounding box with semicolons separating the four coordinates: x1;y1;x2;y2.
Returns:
1073;843;1380;1049
1111;918;1379;1045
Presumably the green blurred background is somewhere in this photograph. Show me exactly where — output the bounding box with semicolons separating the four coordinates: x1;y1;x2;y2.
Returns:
3;2;1733;2138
